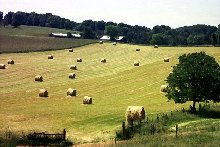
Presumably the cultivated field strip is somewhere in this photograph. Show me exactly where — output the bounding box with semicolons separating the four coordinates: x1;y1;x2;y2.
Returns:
0;43;220;142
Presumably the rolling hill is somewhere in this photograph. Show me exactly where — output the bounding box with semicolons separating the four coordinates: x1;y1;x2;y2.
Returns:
0;42;220;143
0;25;97;53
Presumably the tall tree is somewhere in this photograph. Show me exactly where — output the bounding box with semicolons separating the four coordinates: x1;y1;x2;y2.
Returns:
64;19;73;30
3;12;14;26
11;12;23;27
166;52;220;112
105;25;118;41
83;27;95;39
217;24;220;45
38;14;47;27
150;33;172;45
95;21;105;31
0;11;3;22
211;33;217;46
152;25;171;34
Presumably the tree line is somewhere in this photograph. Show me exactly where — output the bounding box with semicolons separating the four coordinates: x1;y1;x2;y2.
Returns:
1;11;220;46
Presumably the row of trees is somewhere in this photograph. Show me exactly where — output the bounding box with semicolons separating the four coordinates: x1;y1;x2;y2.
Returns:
1;11;220;45
1;11;77;30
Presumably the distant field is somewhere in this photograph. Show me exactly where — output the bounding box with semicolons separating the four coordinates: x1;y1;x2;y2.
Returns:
0;43;220;143
0;25;97;53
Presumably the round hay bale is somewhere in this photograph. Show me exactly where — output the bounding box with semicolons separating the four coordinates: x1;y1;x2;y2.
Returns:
69;49;73;52
8;59;14;64
77;58;82;62
99;40;103;44
160;85;168;93
126;106;145;126
67;88;76;96
69;73;76;79
83;96;92;104
35;75;43;82
164;58;169;62
113;42;116;45
0;64;6;69
134;61;139;66
101;58;106;63
70;65;77;70
154;45;158;48
39;89;48;97
136;48;140;51
48;55;53;59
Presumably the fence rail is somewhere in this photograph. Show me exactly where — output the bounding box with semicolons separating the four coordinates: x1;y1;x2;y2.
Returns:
3;128;67;146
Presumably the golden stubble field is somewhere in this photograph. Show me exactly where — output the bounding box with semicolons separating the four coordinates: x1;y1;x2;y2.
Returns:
0;43;220;142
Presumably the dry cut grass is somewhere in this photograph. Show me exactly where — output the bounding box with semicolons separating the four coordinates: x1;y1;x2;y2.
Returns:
0;43;220;143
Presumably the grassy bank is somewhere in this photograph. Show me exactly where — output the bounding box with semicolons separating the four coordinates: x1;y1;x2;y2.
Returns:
0;25;97;53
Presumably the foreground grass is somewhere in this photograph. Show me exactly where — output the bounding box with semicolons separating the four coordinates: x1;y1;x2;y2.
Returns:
0;43;220;143
0;25;97;53
114;108;220;147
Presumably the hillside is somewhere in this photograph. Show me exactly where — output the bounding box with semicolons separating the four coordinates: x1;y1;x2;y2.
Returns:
0;43;220;144
0;25;97;53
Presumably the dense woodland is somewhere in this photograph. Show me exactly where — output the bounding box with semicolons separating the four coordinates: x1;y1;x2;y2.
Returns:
1;11;220;45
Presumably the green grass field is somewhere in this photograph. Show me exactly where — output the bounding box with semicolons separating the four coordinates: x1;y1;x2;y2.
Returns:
0;42;220;144
0;25;97;53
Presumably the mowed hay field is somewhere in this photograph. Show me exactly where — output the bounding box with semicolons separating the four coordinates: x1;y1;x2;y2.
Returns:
0;43;220;143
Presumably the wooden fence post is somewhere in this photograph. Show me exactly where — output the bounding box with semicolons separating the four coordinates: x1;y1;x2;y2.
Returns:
153;124;155;135
139;119;142;134
150;124;153;135
131;120;134;131
5;128;7;141
150;124;156;135
182;107;185;113
122;122;126;137
171;111;173;117
176;124;178;138
63;129;66;140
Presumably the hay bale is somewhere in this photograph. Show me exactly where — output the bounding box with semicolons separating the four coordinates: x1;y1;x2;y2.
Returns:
160;85;168;92
134;61;139;66
136;48;140;51
154;45;158;48
69;49;73;52
113;42;116;45
39;89;48;97
48;55;53;59
164;58;169;62
83;96;92;104
101;58;106;63
126;106;145;126
77;58;82;62
99;40;103;44
67;88;76;96
70;65;77;70
0;64;6;69
69;73;76;79
35;75;43;82
8;59;14;64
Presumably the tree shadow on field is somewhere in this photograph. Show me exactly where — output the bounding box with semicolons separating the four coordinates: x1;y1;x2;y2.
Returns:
197;110;220;118
196;105;220;119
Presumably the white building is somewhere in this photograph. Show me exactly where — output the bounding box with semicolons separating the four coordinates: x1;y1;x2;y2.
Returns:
100;35;110;40
50;33;81;38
